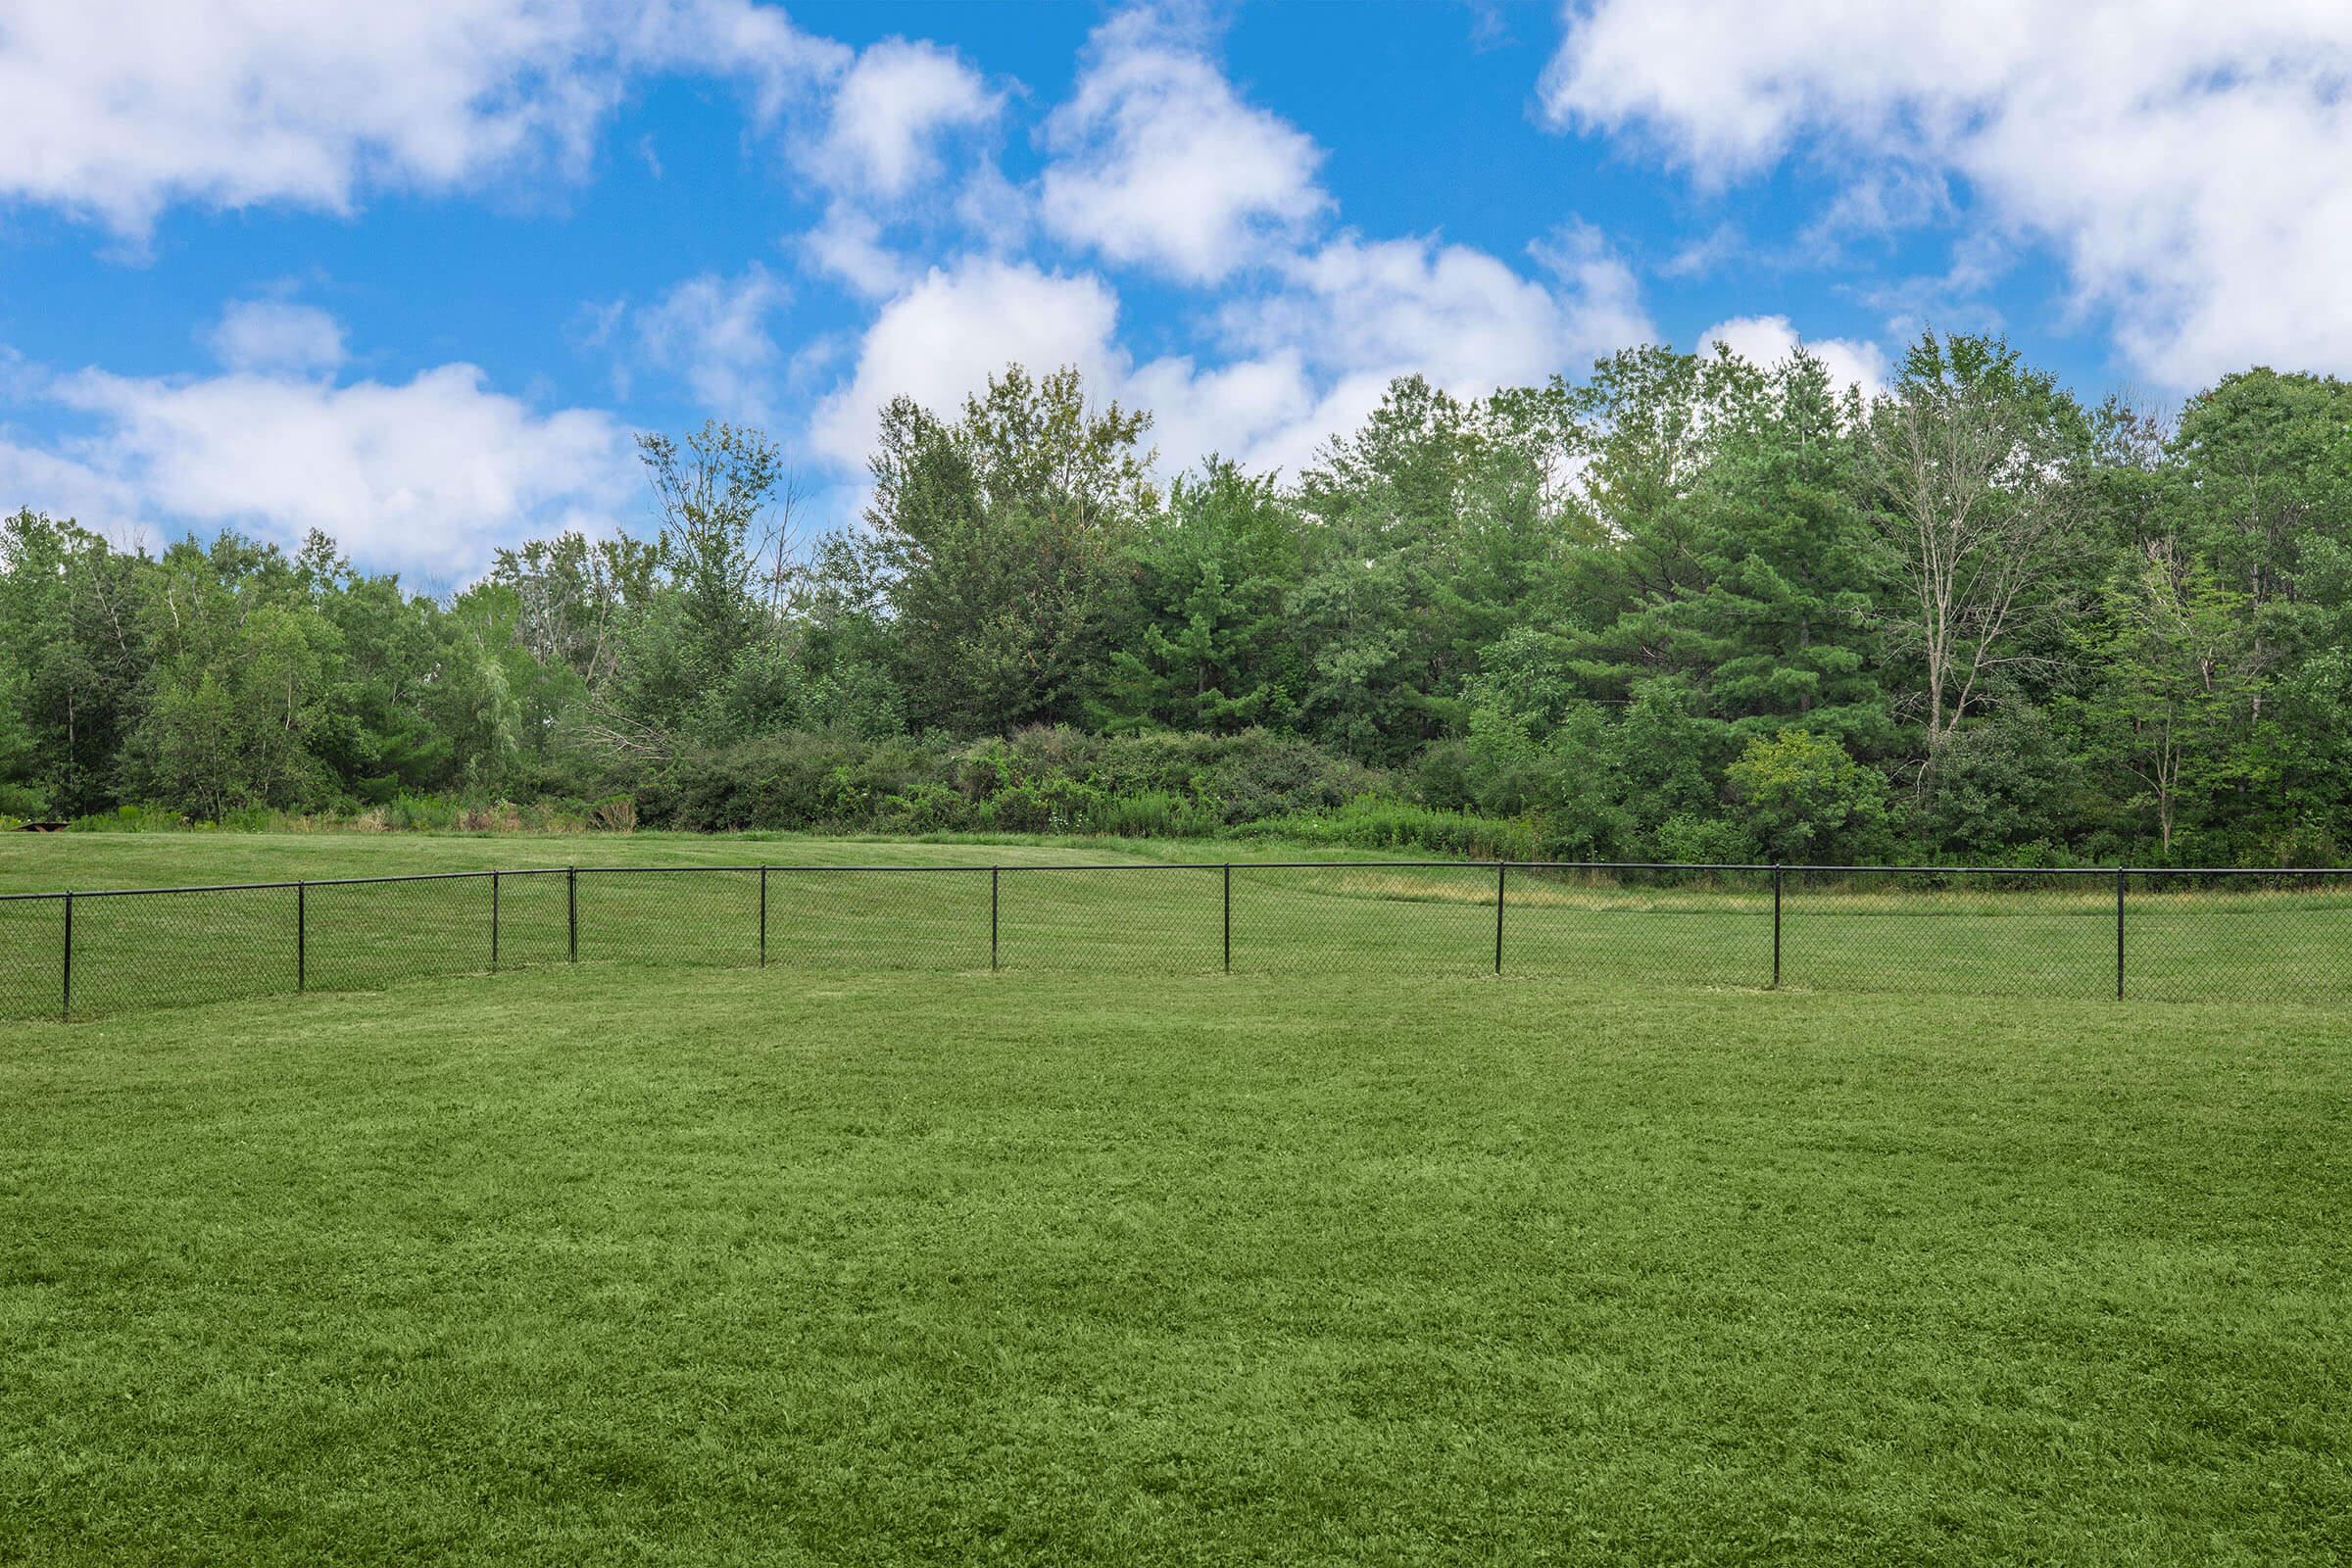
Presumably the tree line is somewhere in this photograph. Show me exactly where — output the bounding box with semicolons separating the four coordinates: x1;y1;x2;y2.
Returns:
4;335;2349;864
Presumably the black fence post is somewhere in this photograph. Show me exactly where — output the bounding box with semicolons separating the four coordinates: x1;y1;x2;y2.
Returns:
567;866;578;963
990;866;1000;972
2116;865;2126;1000
61;890;73;1022
759;865;768;968
297;881;307;994
1772;864;1783;989
491;870;500;973
1494;861;1505;975
1223;862;1232;974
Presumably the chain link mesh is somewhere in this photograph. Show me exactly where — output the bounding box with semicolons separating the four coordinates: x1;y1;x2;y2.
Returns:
494;869;571;970
575;867;760;969
306;874;490;996
0;895;65;1020
999;866;1224;974
1230;862;1495;976
2127;870;2352;1004
1781;868;2119;1001
1504;865;1775;988
760;868;989;972
68;885;298;1016
5;861;2350;1020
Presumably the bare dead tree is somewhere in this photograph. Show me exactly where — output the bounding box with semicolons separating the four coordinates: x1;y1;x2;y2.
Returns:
758;466;807;618
1866;344;2086;789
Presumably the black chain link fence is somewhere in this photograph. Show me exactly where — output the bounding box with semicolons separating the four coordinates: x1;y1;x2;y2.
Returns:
4;861;2349;1021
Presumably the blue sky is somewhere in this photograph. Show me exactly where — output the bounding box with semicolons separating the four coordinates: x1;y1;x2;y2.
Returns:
2;1;2344;587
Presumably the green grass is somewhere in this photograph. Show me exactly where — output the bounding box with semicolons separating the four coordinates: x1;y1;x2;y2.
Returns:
2;964;2346;1564
0;828;1234;894
3;834;2350;1018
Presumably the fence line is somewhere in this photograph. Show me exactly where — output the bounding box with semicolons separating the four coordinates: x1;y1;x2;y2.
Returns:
3;860;2349;1021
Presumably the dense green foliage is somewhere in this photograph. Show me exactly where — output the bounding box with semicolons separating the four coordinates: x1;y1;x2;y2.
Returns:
6;337;2350;863
5;940;2347;1562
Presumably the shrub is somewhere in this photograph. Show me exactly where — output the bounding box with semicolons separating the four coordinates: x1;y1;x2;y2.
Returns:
1725;730;1891;865
642;732;948;831
72;804;190;833
384;793;460;832
874;781;966;835
1648;812;1755;865
630;725;1387;839
457;802;526;833
1240;796;1538;861
1077;789;1225;839
2255;821;2342;869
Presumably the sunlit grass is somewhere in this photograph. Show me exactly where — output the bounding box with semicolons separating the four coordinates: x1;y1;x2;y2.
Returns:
2;965;2346;1564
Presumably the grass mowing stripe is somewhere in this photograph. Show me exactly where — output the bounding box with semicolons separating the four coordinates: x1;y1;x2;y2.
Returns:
2;967;2346;1563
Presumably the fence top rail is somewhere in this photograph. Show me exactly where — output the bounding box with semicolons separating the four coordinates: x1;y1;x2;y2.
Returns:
996;859;1787;872
2132;865;2352;877
11;858;2352;901
1777;863;2122;877
41;869;508;899
576;862;999;875
1781;863;2352;877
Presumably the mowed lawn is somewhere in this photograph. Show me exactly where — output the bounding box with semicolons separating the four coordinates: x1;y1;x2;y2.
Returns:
3;955;2349;1564
5;833;2351;1017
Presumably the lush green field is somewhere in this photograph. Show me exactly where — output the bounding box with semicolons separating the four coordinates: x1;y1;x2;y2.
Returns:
3;959;2347;1564
3;833;2350;1018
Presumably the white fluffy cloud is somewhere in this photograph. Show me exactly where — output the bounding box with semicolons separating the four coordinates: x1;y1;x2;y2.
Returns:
809;226;1655;483
1541;0;2352;386
807;255;1317;484
808;259;1125;467
202;301;348;375
801;206;916;300
6;353;636;580
806;38;999;200
0;0;847;234
1039;9;1329;283
1247;231;1640;393
1690;314;1888;397
632;264;790;421
789;38;1002;302
0;432;152;545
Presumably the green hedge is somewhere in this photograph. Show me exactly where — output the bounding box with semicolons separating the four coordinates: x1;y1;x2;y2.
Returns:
633;726;1390;836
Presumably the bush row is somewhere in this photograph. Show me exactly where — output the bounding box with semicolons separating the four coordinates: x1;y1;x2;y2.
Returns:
29;721;2347;870
635;726;1385;835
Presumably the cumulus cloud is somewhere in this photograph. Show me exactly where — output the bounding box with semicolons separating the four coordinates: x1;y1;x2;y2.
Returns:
1690;314;1888;397
801;206;917;300
631;263;790;421
1123;351;1319;482
1181;228;1653;475
1539;0;2352;386
0;432;153;545
805;37;1000;200
3;351;636;580
806;255;1322;485
1039;8;1329;283
202;301;348;376
787;36;1007;309
808;226;1655;484
0;0;847;235
808;259;1126;468
1239;230;1650;393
